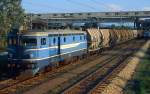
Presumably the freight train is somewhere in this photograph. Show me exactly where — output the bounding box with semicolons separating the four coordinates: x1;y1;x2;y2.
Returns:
7;28;142;77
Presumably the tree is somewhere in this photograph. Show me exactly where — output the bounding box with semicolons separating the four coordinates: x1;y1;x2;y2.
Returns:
0;0;25;50
0;0;25;35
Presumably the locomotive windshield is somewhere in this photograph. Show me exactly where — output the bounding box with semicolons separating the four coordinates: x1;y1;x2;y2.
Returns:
22;38;37;46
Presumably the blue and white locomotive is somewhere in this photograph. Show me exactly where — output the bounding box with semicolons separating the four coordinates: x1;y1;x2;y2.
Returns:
7;29;87;76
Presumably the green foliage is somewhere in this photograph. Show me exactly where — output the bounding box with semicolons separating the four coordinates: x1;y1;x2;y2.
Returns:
124;54;150;94
0;0;25;35
0;0;25;50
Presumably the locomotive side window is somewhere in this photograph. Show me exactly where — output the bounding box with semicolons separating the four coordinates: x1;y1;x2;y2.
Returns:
80;36;82;40
73;36;75;41
22;38;37;46
53;38;56;44
41;38;46;45
64;37;66;42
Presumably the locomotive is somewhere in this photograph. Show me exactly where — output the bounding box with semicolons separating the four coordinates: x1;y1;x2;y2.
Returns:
7;28;142;77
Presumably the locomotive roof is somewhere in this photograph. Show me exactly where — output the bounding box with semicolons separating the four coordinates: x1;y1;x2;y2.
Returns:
22;29;86;36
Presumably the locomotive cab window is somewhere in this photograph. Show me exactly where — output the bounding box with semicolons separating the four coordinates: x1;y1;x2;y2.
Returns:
22;38;37;46
8;38;12;45
13;39;17;45
41;38;46;45
9;38;17;45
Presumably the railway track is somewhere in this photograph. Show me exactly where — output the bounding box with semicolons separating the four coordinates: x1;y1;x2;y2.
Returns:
0;51;108;94
88;56;131;94
62;49;133;94
0;39;145;94
62;40;145;94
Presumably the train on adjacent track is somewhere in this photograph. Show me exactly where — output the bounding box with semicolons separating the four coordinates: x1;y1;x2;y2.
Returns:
7;28;143;77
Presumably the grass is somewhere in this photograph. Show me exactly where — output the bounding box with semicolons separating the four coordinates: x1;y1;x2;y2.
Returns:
124;53;150;94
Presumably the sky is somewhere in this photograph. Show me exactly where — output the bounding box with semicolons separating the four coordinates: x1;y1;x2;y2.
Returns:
22;0;150;13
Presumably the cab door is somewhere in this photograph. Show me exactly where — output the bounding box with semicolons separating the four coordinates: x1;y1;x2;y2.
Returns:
39;37;49;59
